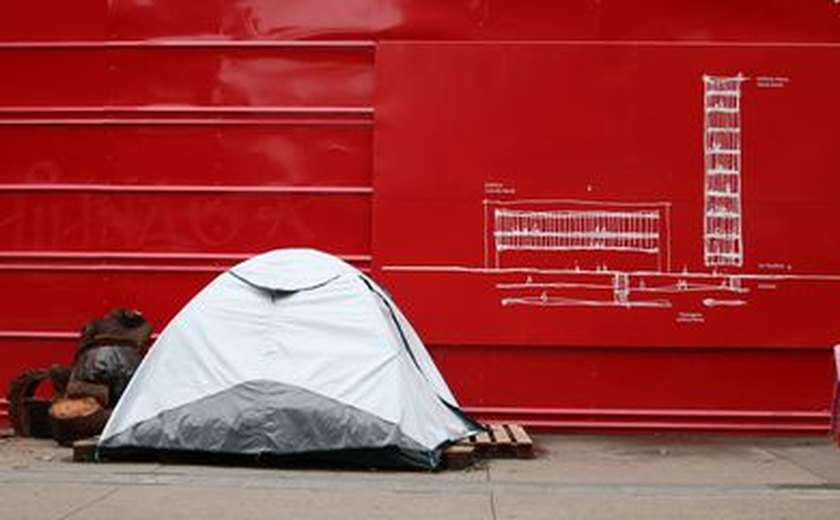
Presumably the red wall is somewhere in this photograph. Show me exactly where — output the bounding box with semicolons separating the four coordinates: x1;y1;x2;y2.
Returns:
2;1;840;431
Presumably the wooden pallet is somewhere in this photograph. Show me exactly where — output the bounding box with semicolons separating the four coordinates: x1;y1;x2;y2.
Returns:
73;427;534;467
443;423;534;468
72;437;99;462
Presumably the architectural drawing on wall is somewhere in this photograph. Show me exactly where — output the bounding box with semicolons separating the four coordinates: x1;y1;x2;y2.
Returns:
484;199;671;272
481;198;750;309
479;71;748;309
484;200;674;308
703;74;746;268
491;206;663;265
382;71;840;314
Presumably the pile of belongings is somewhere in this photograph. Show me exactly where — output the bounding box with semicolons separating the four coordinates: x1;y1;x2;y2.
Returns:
49;308;152;445
6;365;70;439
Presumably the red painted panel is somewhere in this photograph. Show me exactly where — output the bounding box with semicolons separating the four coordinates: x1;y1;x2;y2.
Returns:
109;0;227;40
0;340;76;394
0;1;107;41
380;272;840;349
0;125;371;186
0;47;371;107
211;126;371;187
431;345;833;431
2;1;839;45
108;0;469;41
111;48;373;107
0;270;211;332
102;1;840;43
0;193;370;253
0;126;108;183
373;42;840;348
3;2;839;433
0;51;107;106
0;256;370;334
433;346;833;411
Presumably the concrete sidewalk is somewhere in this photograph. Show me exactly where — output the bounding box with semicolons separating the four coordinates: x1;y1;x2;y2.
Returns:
1;434;839;519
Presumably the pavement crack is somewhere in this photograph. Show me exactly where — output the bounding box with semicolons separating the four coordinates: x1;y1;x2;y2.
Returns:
490;490;498;520
58;486;120;520
756;446;831;485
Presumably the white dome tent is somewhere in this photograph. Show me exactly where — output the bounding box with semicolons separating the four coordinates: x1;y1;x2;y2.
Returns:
97;249;481;469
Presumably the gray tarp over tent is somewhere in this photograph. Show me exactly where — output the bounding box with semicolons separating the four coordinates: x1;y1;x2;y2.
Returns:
97;249;482;469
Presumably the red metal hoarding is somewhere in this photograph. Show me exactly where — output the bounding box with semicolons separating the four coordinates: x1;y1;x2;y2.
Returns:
2;1;840;431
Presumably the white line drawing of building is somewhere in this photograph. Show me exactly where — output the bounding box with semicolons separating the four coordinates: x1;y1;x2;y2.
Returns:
484;199;671;273
703;74;747;268
494;208;660;254
381;71;840;312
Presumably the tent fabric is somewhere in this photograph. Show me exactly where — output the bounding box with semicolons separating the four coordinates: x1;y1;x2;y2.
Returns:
97;249;481;469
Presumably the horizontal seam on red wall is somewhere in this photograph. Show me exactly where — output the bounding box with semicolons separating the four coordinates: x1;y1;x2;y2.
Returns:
0;252;372;273
379;39;840;49
0;184;373;195
465;406;830;419
0;331;79;340
464;407;830;432
426;343;834;351
487;420;827;432
0;251;372;261
0;264;370;274
0;118;373;127
0;107;374;127
0;106;374;115
0;40;376;50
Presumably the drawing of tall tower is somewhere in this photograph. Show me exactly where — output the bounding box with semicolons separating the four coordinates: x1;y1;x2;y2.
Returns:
703;74;746;268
